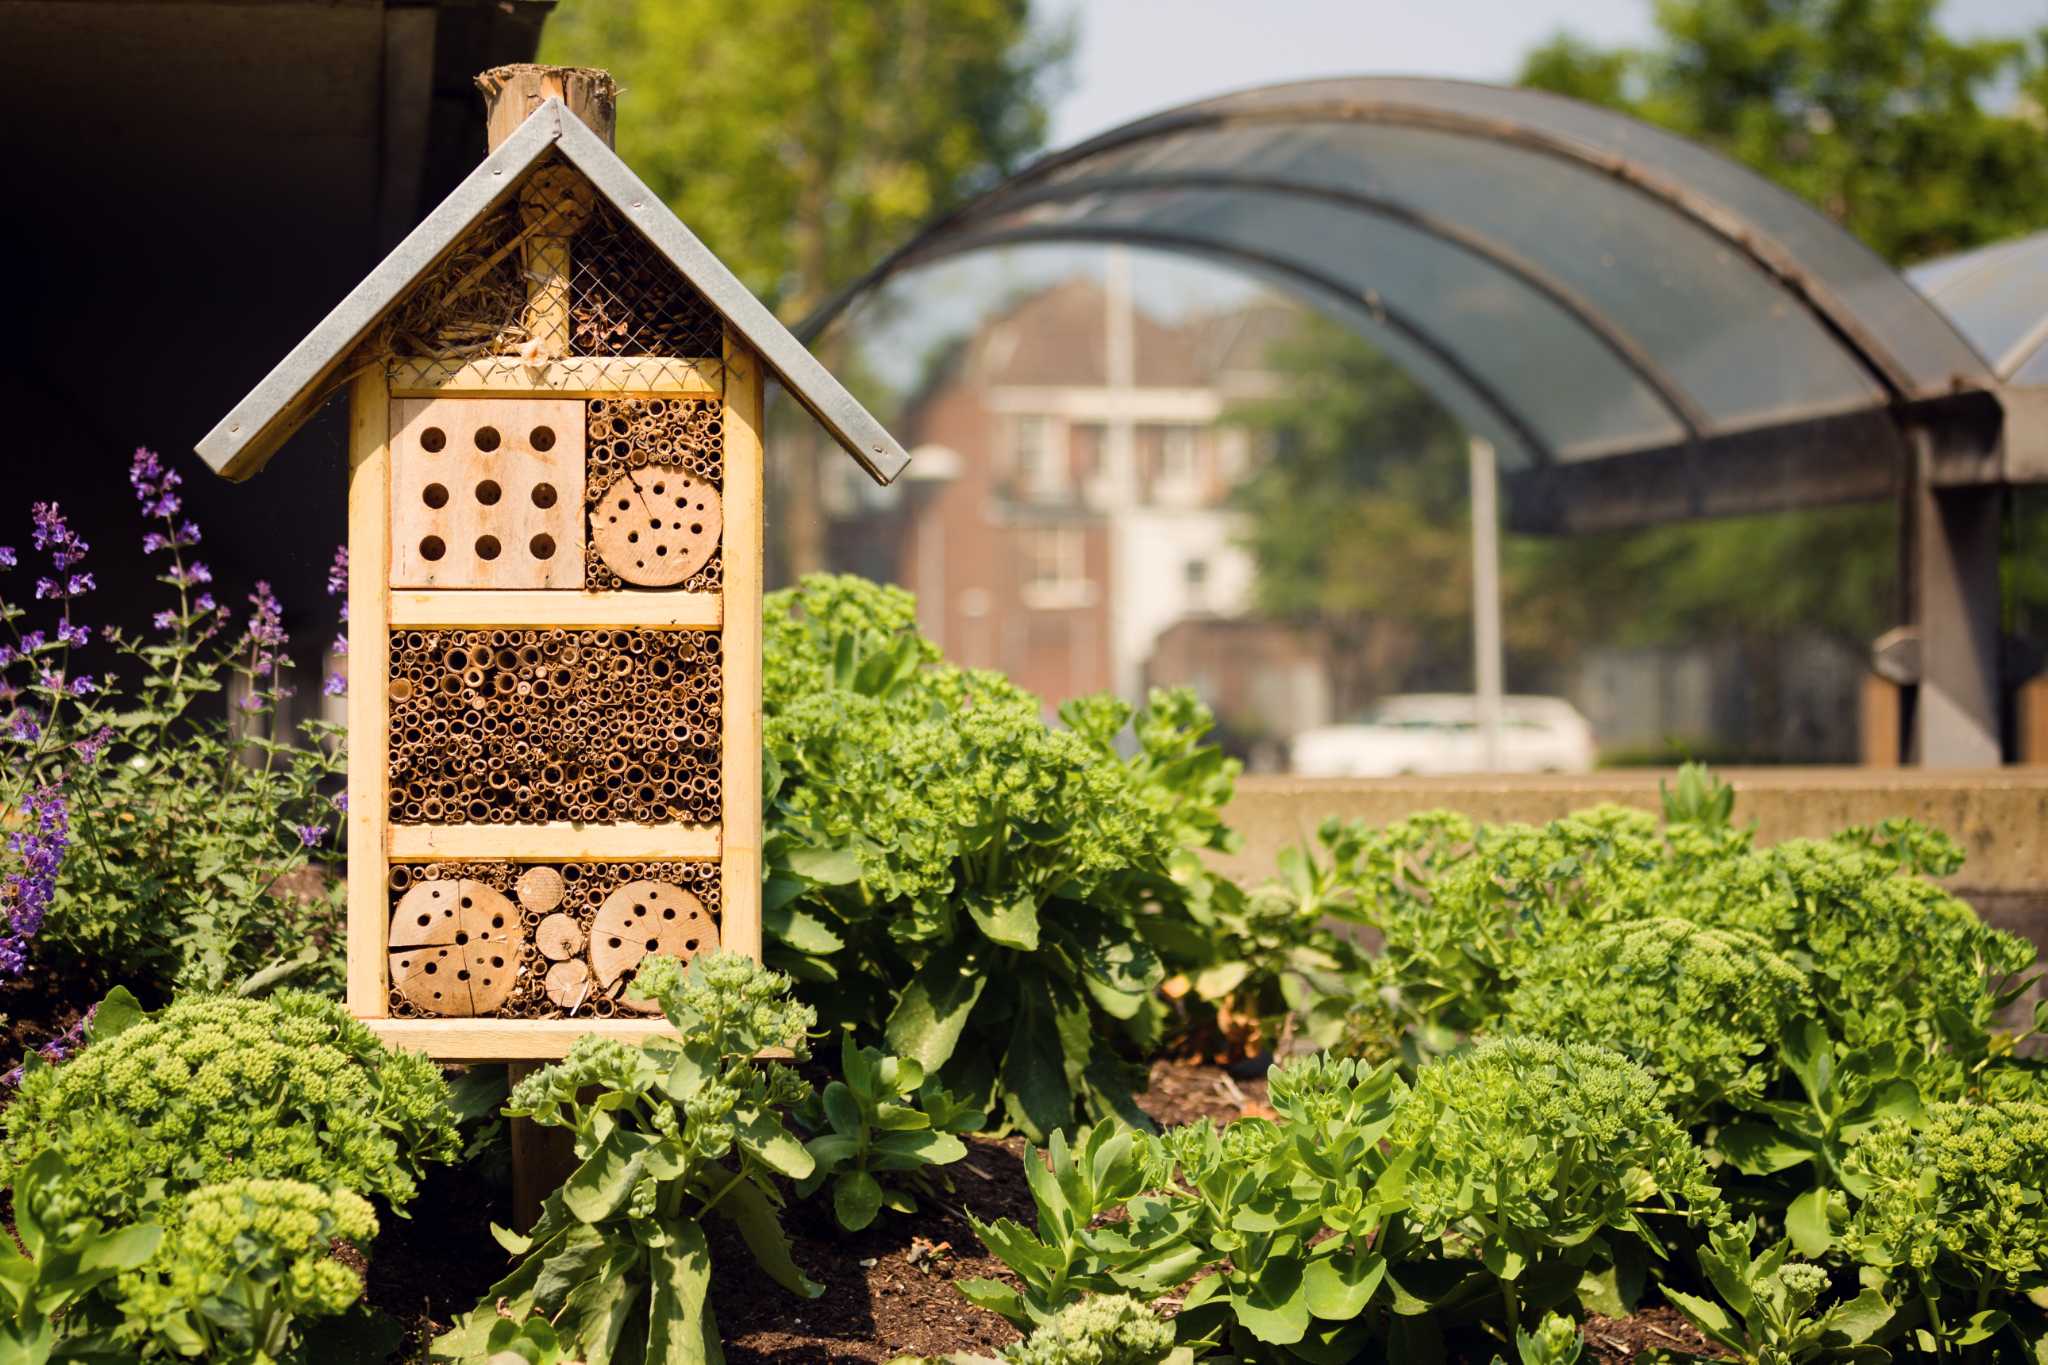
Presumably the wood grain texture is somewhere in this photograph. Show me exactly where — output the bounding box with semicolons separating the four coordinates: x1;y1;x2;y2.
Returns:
372;1018;793;1063
387;589;721;629
388;397;585;589
386;821;720;861
720;336;765;962
346;371;392;1017
387;356;722;398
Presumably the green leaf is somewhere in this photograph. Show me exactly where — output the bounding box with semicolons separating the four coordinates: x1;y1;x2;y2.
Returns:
955;1278;1027;1323
562;1127;658;1223
821;1083;864;1137
885;942;987;1071
645;1218;718;1365
87;987;145;1044
738;1111;815;1180
764;902;843;954
1232;1256;1311;1345
1192;961;1252;1001
77;1224;160;1275
786;846;863;886
835;1171;885;1231
1715;1122;1816;1176
711;1181;823;1299
1956;1310;2009;1346
967;893;1041;952
1786;1187;1834;1257
1002;984;1073;1140
1301;1249;1385;1322
1664;1288;1742;1353
872;1130;966;1168
1832;1287;1895;1344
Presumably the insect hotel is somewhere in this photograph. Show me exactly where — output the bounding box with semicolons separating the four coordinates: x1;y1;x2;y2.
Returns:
195;66;908;1061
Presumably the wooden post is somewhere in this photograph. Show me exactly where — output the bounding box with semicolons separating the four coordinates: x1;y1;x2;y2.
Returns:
476;64;618;151
720;336;765;961
345;370;392;1016
506;1061;578;1231
1860;673;1904;768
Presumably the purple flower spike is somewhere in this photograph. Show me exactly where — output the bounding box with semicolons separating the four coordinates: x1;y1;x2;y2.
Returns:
1;786;69;978
30;504;87;572
296;823;329;848
0;547;14;569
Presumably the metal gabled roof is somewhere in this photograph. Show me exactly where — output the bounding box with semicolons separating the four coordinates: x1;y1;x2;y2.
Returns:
197;98;908;484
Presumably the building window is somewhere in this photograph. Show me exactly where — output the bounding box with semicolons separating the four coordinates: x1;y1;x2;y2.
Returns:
1011;415;1061;499
1020;527;1092;609
1159;425;1200;487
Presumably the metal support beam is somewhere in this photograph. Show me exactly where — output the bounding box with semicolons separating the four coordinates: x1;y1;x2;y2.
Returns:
1910;427;2004;766
1470;437;1504;770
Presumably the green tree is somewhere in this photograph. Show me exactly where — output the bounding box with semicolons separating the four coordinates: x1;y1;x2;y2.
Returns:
1520;0;2048;265
540;0;1070;572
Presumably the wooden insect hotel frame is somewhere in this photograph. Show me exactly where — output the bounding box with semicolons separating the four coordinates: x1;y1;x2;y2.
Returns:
196;67;907;1061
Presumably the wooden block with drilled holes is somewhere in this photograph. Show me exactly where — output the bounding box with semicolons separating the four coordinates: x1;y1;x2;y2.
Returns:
590;880;718;1013
387;879;520;1016
389;397;585;589
591;468;723;586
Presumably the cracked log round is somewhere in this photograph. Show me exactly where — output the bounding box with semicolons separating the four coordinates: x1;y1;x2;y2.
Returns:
516;866;566;914
589;879;717;1014
544;959;595;1011
535;912;584;961
591;469;722;587
387;879;520;1016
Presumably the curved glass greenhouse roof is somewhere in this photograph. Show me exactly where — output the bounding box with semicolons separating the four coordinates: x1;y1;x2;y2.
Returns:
1911;229;2048;388
806;77;2005;531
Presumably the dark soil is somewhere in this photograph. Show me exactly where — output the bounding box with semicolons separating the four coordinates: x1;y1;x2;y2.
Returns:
351;1058;1708;1362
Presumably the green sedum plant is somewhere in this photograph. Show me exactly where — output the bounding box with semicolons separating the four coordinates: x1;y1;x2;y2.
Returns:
1490;1312;1584;1365
1504;917;1811;1125
433;952;824;1365
894;1294;1190;1365
1664;1220;1891;1365
0;988;457;1230
1839;1100;2048;1355
113;1178;377;1363
798;1033;983;1230
964;1055;1413;1358
762;575;1234;1137
0;1150;162;1364
1388;1037;1725;1333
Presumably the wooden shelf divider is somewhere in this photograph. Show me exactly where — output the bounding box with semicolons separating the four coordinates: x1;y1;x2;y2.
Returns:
389;589;721;629
387;821;720;861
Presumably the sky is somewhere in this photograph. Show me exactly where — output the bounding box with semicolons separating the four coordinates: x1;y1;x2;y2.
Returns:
1039;0;2048;146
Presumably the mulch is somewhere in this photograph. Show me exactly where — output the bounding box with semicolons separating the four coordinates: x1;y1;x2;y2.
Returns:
359;1057;1714;1362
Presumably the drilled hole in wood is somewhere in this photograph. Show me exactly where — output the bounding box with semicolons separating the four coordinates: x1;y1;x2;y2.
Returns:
476;535;501;560
422;483;449;509
475;479;502;506
532;482;558;509
474;425;502;452
531;425;556;452
531;533;556;560
421;426;447;453
420;536;446;561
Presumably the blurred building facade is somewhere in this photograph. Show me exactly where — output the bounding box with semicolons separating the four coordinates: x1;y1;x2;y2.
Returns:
834;260;1303;716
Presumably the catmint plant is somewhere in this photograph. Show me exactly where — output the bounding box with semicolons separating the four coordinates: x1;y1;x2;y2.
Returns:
0;450;350;996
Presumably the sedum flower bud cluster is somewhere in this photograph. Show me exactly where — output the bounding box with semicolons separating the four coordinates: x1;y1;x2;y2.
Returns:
999;1294;1177;1365
0;990;457;1229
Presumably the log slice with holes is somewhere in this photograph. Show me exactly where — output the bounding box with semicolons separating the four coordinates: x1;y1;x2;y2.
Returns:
590;468;722;587
589;879;717;1013
387;878;521;1016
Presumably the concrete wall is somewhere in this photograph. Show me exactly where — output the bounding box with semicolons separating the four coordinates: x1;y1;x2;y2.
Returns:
1213;771;2048;927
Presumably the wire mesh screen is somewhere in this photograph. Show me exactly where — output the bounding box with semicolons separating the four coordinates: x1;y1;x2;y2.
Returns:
571;197;725;358
386;859;721;1020
387;628;723;825
373;155;725;388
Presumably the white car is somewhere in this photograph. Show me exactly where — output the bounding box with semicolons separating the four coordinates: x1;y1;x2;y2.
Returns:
1290;694;1597;777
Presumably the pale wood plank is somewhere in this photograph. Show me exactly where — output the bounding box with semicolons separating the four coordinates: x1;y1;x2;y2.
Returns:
720;337;765;962
388;397;585;589
388;589;721;629
387;356;722;398
371;1018;791;1063
347;371;392;1017
387;821;721;861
